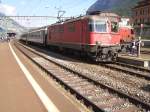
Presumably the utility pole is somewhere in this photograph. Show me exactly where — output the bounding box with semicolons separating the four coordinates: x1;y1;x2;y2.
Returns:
137;24;143;57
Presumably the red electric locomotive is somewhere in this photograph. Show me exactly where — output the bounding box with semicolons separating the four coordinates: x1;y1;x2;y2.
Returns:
47;12;121;61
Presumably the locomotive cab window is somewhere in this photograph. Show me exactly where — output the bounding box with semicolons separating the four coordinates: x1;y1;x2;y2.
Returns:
89;20;107;32
95;21;106;32
111;22;119;33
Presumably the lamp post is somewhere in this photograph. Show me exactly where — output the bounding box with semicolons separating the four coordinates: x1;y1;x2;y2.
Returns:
137;24;143;57
0;17;2;40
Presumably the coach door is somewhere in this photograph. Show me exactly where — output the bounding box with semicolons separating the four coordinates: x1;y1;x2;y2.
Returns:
47;27;52;45
44;29;47;46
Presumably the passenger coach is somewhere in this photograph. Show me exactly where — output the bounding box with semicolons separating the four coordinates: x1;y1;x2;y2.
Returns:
21;27;47;46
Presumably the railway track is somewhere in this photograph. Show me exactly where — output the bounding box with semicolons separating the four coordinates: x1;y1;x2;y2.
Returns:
100;62;150;80
14;42;150;112
141;48;150;55
17;42;150;101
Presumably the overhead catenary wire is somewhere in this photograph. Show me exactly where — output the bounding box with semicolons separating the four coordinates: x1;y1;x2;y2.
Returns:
2;16;70;19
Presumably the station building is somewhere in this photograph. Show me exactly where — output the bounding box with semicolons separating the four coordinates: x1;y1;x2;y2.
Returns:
132;0;150;38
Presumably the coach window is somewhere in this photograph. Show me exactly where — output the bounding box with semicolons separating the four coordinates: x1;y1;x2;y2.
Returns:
111;22;118;33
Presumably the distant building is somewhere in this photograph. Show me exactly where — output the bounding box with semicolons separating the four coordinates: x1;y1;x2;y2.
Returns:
132;0;150;38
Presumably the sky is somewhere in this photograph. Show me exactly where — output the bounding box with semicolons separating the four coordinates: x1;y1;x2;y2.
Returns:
0;0;97;27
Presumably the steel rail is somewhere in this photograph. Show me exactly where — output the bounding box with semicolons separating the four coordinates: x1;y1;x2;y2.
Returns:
100;62;150;80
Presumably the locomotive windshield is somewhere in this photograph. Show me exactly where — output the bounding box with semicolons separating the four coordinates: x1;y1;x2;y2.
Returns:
89;20;107;32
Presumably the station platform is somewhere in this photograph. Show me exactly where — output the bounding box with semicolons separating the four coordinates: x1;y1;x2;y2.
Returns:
0;41;86;112
0;42;46;112
142;40;150;47
118;40;150;68
118;53;150;68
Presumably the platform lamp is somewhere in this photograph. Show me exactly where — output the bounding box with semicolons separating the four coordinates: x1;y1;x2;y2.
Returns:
137;24;143;57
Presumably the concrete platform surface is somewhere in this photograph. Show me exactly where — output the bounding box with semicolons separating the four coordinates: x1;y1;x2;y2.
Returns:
0;42;46;112
0;41;87;112
118;53;150;68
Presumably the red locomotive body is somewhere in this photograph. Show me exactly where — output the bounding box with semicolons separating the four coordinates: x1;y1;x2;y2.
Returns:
119;27;134;43
47;13;121;61
119;18;135;43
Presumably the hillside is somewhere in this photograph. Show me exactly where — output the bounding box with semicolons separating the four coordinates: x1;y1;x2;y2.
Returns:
0;12;26;38
87;0;140;17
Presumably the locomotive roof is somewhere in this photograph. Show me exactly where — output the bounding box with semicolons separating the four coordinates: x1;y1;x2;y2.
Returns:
51;12;120;26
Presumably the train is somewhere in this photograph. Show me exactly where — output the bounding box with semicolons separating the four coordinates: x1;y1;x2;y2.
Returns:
20;12;122;62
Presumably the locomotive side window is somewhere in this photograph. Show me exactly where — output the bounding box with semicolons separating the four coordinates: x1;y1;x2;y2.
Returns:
131;29;134;34
59;25;64;33
95;21;106;32
88;20;94;32
111;22;118;32
68;23;75;32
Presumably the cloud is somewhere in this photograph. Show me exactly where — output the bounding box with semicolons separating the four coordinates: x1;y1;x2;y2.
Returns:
0;4;17;16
